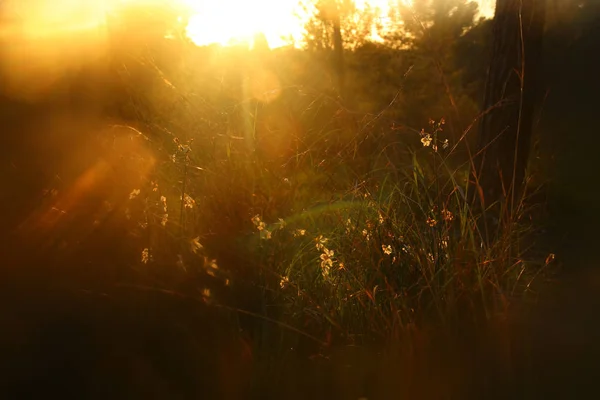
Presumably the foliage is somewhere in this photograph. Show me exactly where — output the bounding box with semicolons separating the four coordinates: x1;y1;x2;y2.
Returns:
299;0;492;145
85;0;555;353
302;0;382;50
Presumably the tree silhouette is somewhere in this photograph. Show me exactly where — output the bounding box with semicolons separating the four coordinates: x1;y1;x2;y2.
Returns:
475;0;545;212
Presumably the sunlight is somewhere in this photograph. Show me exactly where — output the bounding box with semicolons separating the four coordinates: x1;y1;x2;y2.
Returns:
0;0;114;101
0;0;112;39
182;0;396;49
182;0;305;48
182;0;494;49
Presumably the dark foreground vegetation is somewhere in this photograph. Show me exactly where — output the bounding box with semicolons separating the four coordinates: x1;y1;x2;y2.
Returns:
1;0;600;398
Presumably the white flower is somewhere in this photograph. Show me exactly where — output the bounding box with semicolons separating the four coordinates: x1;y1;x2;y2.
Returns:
280;276;290;289
129;189;141;200
190;236;203;254
182;194;195;209
421;133;432;147
141;248;150;264
315;235;328;250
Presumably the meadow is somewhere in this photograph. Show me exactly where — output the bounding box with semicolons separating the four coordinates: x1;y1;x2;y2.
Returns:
1;1;600;399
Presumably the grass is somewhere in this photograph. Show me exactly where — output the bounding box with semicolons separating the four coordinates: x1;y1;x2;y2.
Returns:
1;40;558;399
102;47;552;397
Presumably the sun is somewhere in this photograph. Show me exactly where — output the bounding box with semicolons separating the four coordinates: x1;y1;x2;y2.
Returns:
180;0;494;49
181;0;306;48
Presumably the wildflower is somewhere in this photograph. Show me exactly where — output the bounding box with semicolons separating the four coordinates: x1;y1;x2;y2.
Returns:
315;235;328;250
141;248;150;264
441;236;449;248
252;215;266;231
261;229;272;240
432;144;438;152
202;288;211;299
280;276;290;289
320;248;334;269
382;245;393;255
441;209;454;222
182;194;195;209
190;236;203;254
320;248;334;280
151;181;159;192
362;229;371;242
426;217;437;227
204;258;219;277
345;218;354;233
205;258;219;270
442;139;449;149
378;212;385;224
129;189;141;200
161;213;169;226
421;132;432;147
293;229;307;237
427;253;435;262
321;264;330;279
160;196;167;212
338;262;345;270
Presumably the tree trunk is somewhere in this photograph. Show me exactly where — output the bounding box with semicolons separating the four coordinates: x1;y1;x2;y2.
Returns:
316;0;346;101
475;0;545;211
332;10;345;102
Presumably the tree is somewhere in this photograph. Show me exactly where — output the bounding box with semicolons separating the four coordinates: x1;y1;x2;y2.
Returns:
302;0;377;102
378;0;483;137
474;0;545;212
